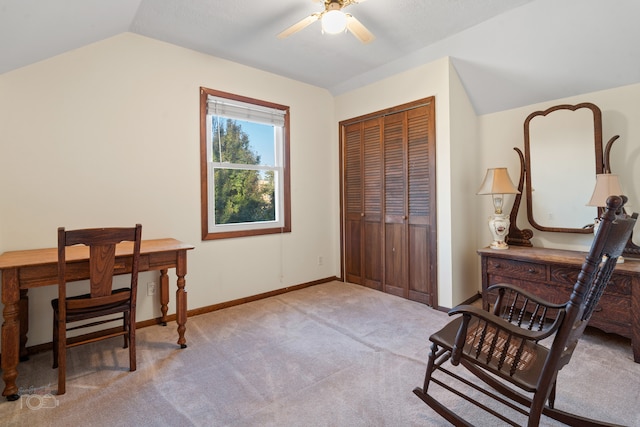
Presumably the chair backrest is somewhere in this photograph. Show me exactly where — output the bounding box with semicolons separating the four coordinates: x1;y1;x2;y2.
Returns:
57;224;142;314
544;196;636;380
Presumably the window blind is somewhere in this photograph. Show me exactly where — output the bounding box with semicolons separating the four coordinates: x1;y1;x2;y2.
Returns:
207;95;286;127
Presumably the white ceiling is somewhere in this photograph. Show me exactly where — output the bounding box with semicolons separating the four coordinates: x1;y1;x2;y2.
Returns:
2;0;639;114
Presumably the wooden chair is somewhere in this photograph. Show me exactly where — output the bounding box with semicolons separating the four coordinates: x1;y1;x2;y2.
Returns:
52;224;142;395
413;196;636;426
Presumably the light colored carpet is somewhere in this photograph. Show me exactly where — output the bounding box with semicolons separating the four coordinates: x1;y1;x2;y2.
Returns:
1;281;638;426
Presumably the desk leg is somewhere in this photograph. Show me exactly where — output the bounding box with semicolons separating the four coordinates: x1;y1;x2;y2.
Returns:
159;269;169;326
1;268;21;401
176;250;187;349
19;289;29;361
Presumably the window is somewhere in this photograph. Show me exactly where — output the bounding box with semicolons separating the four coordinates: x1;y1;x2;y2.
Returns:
200;88;291;240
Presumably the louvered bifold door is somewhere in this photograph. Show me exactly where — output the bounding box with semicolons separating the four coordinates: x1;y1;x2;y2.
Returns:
341;97;436;306
362;118;383;290
344;122;364;284
383;111;407;298
406;104;436;305
382;103;436;303
343;119;383;289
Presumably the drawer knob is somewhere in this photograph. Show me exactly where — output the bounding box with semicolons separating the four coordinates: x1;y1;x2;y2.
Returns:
527;268;536;274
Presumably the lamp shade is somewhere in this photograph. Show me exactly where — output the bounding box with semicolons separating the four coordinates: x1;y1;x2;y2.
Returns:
477;168;520;195
587;174;623;207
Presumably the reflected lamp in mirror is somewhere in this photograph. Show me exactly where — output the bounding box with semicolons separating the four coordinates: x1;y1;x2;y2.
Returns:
477;168;520;250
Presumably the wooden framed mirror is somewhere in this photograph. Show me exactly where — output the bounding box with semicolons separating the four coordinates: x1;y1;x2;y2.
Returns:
508;102;640;256
524;103;604;233
508;103;606;245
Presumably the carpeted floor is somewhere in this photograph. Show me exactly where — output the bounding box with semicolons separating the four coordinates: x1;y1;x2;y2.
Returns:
1;281;638;426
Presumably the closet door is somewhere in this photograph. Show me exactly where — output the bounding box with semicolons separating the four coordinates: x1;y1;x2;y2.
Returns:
361;119;383;290
341;97;436;306
382;104;436;303
344;122;363;284
406;105;435;305
383;112;407;297
343;119;382;290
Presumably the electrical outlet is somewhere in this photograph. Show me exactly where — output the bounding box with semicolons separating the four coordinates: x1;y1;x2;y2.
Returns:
147;282;156;296
317;256;323;266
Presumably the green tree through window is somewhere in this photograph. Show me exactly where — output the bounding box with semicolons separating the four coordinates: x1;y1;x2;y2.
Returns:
212;118;275;224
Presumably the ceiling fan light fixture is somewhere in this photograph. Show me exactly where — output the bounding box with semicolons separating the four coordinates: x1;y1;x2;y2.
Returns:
321;10;347;34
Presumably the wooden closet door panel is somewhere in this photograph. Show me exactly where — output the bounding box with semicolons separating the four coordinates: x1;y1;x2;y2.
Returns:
384;113;406;219
345;123;363;216
344;122;363;284
363;221;382;289
407;105;435;305
385;223;405;297
345;218;361;283
408;225;430;303
384;112;407;296
362;119;383;289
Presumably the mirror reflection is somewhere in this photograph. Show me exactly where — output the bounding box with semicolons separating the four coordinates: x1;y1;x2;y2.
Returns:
524;103;603;234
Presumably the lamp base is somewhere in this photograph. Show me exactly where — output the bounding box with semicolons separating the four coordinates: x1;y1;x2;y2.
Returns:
490;240;510;250
488;214;510;250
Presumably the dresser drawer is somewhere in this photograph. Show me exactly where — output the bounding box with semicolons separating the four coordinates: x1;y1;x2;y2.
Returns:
486;258;546;280
590;294;631;332
550;266;631;296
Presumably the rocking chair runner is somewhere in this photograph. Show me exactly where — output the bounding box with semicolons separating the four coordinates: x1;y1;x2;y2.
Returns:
413;195;636;427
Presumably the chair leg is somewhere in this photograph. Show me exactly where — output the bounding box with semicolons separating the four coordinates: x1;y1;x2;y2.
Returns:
422;342;439;393
129;312;136;372
548;380;557;409
57;321;66;395
123;311;129;349
52;311;59;369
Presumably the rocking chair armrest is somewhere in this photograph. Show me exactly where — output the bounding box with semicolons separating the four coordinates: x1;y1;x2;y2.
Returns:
487;283;567;310
448;304;563;342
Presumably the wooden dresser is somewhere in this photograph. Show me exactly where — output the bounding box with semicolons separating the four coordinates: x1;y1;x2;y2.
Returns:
478;246;639;363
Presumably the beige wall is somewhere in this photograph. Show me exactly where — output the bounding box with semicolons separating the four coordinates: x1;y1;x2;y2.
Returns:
448;62;480;304
0;33;339;348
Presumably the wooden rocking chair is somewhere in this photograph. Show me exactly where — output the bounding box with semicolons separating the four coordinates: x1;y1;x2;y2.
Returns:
413;195;636;426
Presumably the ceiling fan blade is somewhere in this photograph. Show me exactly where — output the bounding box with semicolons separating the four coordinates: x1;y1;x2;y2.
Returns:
345;14;375;44
277;14;320;39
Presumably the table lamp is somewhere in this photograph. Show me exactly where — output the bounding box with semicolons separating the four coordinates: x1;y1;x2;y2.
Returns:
477;167;520;249
587;173;624;229
587;173;624;262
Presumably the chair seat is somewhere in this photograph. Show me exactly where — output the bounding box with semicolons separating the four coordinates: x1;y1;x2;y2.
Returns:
429;316;549;392
52;288;131;322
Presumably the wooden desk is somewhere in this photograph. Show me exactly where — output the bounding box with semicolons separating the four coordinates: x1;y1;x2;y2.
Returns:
0;238;195;400
478;246;640;363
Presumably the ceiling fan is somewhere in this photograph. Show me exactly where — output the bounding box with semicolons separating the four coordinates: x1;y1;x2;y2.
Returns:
277;0;375;44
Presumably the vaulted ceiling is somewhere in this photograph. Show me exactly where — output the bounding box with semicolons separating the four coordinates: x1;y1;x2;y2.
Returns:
2;0;639;114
